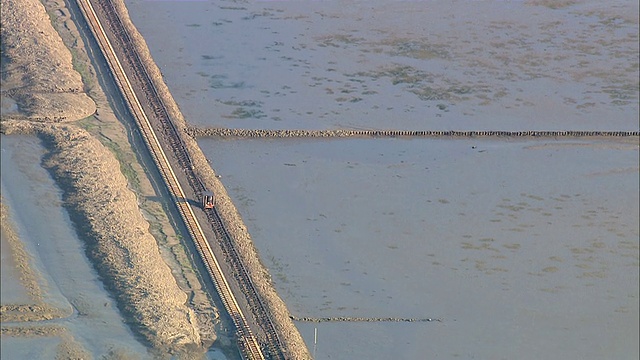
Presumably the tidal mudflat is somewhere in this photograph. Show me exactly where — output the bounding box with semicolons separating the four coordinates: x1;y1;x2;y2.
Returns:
121;0;639;358
125;0;638;131
200;136;638;359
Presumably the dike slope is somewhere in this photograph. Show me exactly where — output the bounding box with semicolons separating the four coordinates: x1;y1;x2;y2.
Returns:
0;0;95;122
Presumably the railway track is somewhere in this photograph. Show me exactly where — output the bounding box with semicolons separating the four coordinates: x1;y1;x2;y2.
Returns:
75;0;282;358
205;204;285;358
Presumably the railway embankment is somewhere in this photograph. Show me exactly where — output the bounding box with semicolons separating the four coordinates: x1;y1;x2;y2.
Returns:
106;0;313;358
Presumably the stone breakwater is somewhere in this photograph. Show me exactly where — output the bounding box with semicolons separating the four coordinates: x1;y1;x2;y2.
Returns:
187;128;640;139
291;316;443;323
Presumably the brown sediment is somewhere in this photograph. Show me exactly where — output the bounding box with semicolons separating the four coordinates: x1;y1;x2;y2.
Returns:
1;325;93;360
1;325;67;337
0;0;95;122
108;0;312;357
0;201;70;323
0;305;68;323
55;332;94;360
525;0;578;9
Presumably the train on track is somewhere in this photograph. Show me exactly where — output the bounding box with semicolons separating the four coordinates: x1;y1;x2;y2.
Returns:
79;0;282;355
202;191;215;209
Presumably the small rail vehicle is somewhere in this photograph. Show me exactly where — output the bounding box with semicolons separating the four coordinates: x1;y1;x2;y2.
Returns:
202;191;215;209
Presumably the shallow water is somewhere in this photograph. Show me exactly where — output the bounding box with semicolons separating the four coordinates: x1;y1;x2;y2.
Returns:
0;135;149;358
0;97;19;115
0;337;61;359
121;0;639;358
0;216;31;304
200;137;639;359
121;0;639;359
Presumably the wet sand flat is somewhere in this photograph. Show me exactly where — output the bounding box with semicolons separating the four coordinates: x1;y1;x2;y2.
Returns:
125;0;638;131
1;135;150;358
1;224;31;304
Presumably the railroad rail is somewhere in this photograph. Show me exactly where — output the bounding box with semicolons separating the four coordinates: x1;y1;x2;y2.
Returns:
74;0;269;358
80;0;287;357
205;200;285;358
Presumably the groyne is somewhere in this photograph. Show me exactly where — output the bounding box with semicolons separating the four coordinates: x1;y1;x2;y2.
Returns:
187;128;640;139
290;316;443;323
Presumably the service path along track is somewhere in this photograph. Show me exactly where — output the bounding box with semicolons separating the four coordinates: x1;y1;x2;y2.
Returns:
75;0;277;359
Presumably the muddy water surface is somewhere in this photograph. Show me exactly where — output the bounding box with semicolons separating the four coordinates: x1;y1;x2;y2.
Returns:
199;137;638;359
